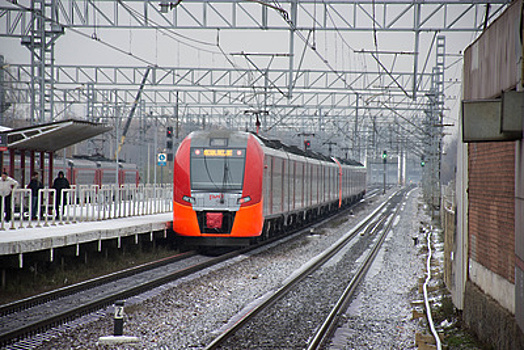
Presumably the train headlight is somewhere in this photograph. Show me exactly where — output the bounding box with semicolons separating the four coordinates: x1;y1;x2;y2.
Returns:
237;196;251;205
182;195;196;204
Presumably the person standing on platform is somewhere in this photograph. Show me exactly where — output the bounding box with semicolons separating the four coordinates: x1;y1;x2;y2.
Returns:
52;171;70;219
27;171;43;219
0;172;19;222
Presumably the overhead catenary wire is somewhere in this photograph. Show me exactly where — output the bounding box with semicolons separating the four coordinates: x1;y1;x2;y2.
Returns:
8;1;264;117
8;0;444;143
120;4;291;113
266;0;428;146
267;0;362;97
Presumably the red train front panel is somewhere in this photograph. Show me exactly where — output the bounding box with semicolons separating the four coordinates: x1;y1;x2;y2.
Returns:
173;130;265;240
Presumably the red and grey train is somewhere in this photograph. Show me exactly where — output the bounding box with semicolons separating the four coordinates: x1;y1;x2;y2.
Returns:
54;157;140;187
173;130;367;246
4;156;140;187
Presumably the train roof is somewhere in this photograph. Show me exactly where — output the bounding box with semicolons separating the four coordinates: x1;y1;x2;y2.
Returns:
252;132;364;167
189;129;249;149
185;130;364;167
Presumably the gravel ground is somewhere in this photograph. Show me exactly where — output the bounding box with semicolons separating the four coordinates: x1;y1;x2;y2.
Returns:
215;193;402;349
25;188;427;350
328;187;426;349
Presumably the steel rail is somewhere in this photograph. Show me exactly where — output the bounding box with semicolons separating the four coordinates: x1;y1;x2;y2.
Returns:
0;250;198;317
204;190;400;350
0;250;237;347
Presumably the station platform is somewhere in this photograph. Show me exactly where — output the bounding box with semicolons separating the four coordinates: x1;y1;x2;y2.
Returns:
0;213;172;268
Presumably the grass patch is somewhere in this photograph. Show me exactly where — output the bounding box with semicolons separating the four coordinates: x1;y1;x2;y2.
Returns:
446;330;484;349
326;218;348;229
0;245;179;305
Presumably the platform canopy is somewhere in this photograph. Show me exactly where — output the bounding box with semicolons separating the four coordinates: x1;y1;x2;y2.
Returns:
2;119;112;152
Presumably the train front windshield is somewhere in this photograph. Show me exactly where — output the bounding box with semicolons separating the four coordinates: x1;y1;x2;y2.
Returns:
190;148;246;191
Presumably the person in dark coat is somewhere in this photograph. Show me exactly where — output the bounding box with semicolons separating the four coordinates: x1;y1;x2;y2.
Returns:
52;171;70;219
27;171;43;219
0;172;19;222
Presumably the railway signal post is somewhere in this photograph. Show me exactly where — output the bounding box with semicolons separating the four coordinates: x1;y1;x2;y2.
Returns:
382;150;387;194
97;300;139;345
114;300;124;336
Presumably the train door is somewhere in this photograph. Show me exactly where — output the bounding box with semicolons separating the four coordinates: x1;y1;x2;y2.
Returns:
309;164;313;206
311;163;317;207
328;166;332;202
316;165;322;205
284;156;291;213
264;155;272;215
273;156;282;215
303;161;308;208
292;160;296;211
333;165;337;201
345;167;350;200
281;157;286;213
321;167;325;204
95;169;102;187
348;168;352;198
332;165;336;202
118;170;123;186
295;161;303;210
302;162;307;208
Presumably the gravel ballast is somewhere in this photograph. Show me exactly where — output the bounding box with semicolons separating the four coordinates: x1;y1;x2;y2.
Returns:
26;188;427;350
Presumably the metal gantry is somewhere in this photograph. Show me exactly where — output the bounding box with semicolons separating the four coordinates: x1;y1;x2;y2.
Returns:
2;63;433;140
422;35;446;213
0;0;512;192
0;0;510;125
1;0;509;33
13;0;64;124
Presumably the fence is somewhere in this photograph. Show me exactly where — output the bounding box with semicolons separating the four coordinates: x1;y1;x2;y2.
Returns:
441;182;456;290
0;184;173;230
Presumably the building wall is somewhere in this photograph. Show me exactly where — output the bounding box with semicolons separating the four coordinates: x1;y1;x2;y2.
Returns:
468;142;515;283
517;134;524;331
468;142;516;312
464;281;524;349
460;0;523;339
463;0;520;100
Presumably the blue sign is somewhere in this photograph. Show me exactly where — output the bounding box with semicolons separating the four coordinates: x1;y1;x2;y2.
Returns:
157;153;167;167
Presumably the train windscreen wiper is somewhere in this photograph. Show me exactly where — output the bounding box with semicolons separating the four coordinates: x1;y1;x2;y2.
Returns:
220;160;229;203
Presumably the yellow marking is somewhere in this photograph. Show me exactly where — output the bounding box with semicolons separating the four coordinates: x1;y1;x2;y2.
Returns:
203;149;233;157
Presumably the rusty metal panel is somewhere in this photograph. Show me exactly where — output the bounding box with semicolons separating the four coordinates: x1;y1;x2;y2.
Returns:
463;0;522;100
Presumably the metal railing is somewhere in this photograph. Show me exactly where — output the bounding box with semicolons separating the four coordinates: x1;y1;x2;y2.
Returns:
0;184;173;230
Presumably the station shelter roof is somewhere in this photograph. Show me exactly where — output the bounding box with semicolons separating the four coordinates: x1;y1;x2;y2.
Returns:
2;119;112;152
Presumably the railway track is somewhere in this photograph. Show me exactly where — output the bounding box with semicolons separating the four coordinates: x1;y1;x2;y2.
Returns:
0;250;230;347
0;251;198;317
0;193;375;348
204;189;405;349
